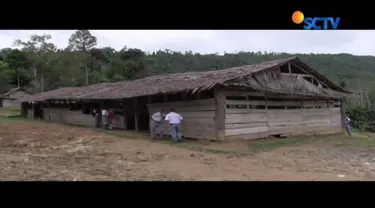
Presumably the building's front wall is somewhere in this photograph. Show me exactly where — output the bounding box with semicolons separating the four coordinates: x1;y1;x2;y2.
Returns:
147;98;217;140
222;90;343;140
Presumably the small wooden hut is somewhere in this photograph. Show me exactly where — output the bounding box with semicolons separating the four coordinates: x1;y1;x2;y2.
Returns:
1;87;32;108
21;57;352;140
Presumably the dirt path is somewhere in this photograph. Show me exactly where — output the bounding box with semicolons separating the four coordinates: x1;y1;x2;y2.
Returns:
0;119;374;181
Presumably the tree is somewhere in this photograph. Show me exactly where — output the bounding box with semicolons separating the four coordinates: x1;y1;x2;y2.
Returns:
68;30;98;85
3;49;33;87
13;34;57;92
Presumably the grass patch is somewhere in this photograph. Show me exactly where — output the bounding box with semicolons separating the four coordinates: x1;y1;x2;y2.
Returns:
332;135;375;148
248;136;314;152
247;133;375;151
0;108;21;117
168;142;240;155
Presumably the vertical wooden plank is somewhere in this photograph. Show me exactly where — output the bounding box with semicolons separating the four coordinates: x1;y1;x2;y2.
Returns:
214;87;225;141
123;99;127;130
32;102;36;119
20;102;24;117
48;101;51;121
134;97;139;131
265;92;270;139
288;62;292;74
147;96;152;132
340;100;345;131
40;101;44;120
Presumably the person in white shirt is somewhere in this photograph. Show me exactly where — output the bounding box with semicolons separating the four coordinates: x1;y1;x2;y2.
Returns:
150;109;165;140
101;108;109;130
345;116;352;136
164;108;183;143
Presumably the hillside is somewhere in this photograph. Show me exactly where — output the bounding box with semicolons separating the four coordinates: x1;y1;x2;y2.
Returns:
0;31;374;95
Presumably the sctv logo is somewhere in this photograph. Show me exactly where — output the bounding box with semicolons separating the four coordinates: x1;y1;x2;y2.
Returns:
292;11;340;30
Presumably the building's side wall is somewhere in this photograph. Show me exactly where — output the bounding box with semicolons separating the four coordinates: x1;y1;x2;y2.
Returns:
2;99;19;108
147;98;216;140
45;107;125;128
46;108;94;126
223;90;343;140
2;91;30;108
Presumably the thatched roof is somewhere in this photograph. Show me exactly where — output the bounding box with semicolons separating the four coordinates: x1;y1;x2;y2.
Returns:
23;57;352;102
3;87;32;96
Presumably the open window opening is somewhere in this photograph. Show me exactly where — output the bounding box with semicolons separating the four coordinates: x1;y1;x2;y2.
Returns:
199;89;214;99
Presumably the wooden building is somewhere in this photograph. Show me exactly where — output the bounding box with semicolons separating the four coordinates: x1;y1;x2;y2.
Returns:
21;57;351;140
1;87;32;108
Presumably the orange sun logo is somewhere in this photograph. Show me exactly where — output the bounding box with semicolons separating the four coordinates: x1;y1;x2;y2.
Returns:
292;11;304;24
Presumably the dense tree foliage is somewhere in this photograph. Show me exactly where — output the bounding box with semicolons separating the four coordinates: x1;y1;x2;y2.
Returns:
1;30;375;95
1;30;375;130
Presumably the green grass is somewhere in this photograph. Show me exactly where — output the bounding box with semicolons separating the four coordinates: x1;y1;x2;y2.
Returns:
248;136;313;151
0;107;21;117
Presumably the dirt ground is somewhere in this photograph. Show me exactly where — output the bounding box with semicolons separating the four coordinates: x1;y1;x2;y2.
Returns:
1;117;375;181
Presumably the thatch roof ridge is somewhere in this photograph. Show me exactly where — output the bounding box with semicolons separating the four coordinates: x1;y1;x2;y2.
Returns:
23;56;351;102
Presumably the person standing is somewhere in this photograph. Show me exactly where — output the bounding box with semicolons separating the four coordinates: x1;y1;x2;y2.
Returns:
92;108;101;128
108;109;115;130
345;116;352;136
164;108;183;143
150;109;165;140
101;108;109;130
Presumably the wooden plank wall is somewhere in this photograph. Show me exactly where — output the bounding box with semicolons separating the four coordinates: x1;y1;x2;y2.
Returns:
224;92;343;140
44;108;125;128
147;98;216;140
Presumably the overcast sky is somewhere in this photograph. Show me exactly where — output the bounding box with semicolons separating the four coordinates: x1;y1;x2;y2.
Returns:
0;30;373;56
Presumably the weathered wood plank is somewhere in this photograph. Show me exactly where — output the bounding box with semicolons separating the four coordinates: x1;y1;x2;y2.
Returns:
148;104;215;113
147;98;215;108
225;112;267;124
215;88;225;140
225;126;268;136
267;109;303;115
225;100;266;105
225;108;267;114
225;122;268;129
180;111;215;118
267;100;301;106
225;131;269;140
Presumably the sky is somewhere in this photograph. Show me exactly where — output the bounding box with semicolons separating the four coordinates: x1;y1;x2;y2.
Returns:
0;30;374;56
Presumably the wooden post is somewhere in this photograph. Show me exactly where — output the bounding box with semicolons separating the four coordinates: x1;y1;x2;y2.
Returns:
134;97;139;131
340;99;345;132
48;101;51;121
288;62;292;74
197;91;200;100
147;96;152;132
123;99;127;130
163;94;168;103
214;87;225;141
32;102;36;119
265;92;270;139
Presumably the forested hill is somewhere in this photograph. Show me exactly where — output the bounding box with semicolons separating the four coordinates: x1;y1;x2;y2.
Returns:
0;30;374;96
